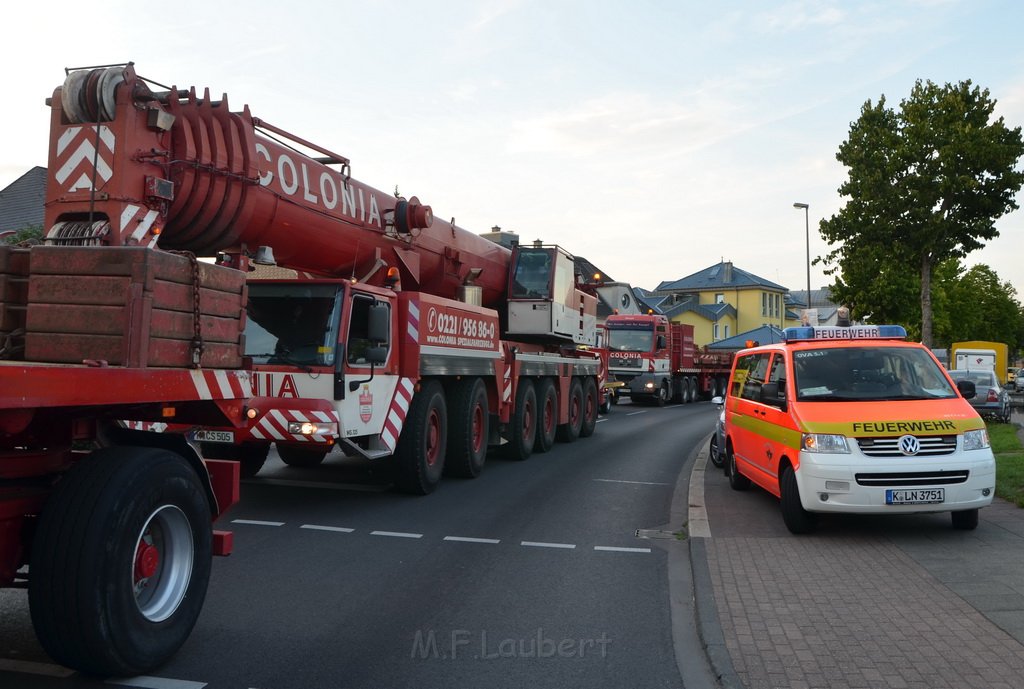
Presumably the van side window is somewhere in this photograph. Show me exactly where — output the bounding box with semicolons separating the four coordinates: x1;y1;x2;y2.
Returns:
732;353;771;401
768;352;787;398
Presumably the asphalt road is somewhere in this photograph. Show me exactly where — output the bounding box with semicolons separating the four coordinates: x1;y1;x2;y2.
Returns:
0;400;718;689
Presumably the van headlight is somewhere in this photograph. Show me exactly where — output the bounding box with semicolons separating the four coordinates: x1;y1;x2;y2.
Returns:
802;433;850;454
963;429;990;450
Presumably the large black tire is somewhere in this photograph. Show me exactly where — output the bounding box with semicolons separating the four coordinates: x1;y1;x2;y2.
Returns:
393;380;447;494
951;508;979;530
504;379;537;461
556;377;584;443
580;377;599;438
780;464;817;534
534;378;558;453
277;444;328;468
201;442;269;479
29;447;212;676
727;443;751;491
654;380;668;407
445;377;489;478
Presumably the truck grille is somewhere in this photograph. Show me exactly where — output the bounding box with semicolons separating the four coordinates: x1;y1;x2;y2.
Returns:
855;470;969;487
856;435;957;457
609;357;643;368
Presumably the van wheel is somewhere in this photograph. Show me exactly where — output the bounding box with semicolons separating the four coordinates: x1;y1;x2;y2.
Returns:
780;464;817;534
951;508;979;530
727;444;750;491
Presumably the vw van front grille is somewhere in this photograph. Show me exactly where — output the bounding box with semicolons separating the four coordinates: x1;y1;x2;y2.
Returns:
855;470;969;486
856;435;957;457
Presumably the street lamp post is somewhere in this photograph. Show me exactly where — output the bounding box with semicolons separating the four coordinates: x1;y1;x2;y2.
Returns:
793;202;810;312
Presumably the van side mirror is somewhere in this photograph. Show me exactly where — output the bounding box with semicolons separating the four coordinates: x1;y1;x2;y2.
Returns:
957;379;976;400
759;382;787;412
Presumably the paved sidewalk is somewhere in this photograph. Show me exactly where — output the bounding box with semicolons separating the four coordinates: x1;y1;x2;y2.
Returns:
691;417;1024;689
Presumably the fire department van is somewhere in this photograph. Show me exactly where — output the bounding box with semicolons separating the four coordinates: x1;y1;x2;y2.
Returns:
723;324;996;534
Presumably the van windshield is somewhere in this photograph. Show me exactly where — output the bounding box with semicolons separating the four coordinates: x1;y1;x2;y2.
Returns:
793;346;957;401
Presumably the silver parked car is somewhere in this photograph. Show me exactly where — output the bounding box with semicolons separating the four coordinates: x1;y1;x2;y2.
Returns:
948;369;1012;423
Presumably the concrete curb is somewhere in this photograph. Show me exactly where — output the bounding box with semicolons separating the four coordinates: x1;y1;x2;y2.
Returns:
686;440;743;689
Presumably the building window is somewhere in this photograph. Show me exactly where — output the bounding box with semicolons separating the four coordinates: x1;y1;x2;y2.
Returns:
713;323;720;341
761;293;768;316
724;325;730;338
715;293;724;304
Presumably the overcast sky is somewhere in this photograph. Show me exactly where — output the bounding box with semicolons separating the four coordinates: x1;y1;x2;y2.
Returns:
3;0;1022;301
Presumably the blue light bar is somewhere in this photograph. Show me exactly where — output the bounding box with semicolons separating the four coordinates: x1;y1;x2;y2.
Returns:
782;325;907;342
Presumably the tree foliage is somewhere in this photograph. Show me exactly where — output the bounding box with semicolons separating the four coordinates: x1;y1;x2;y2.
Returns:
1;225;43;245
819;79;1024;346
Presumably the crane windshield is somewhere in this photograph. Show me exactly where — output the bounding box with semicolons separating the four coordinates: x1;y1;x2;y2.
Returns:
244;283;343;367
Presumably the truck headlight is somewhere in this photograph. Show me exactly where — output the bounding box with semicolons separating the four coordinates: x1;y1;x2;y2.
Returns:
963;429;990;450
644;382;655;389
802;433;850;454
288;421;338;436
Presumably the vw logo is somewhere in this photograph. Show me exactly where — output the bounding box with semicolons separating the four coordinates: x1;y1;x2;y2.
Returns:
898;435;921;456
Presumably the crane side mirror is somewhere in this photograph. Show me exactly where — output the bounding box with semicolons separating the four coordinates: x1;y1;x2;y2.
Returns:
368;303;389;344
656;335;666;350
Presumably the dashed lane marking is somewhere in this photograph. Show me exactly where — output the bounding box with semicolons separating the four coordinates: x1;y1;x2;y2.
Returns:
301;524;355;533
225;522;651;555
626;411;647;416
444;536;501;544
593;478;672;486
594;545;652;553
521;541;576;550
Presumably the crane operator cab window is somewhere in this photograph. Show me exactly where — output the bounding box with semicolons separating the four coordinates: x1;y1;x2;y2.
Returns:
347;295;390;366
244;283;342;367
510;249;553;299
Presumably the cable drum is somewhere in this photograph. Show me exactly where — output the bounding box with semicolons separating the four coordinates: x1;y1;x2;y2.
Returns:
60;67;125;124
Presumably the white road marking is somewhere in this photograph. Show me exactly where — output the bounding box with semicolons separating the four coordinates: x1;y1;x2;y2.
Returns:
521;541;576;549
231;519;285;527
371;530;423;539
301;524;355;533
593;478;671;486
594;546;652;553
444;536;501;544
0;659;75;677
106;676;207;689
626;411;646;416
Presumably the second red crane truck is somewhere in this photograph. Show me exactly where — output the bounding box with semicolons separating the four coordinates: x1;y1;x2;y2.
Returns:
604;314;733;405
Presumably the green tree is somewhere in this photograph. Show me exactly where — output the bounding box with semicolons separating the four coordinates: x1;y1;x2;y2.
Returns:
940;263;1022;347
819;79;1024;346
1;225;43;245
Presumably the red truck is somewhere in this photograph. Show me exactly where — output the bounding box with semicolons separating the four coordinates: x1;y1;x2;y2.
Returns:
604;313;733;405
1;61;605;675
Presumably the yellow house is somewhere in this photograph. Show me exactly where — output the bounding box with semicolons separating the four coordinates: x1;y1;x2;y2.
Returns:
652;261;803;347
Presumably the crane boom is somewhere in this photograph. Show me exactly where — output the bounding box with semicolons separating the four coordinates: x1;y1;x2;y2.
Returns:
44;63;512;306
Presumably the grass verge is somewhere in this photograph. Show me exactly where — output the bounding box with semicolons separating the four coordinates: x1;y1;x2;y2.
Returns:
988;420;1024;508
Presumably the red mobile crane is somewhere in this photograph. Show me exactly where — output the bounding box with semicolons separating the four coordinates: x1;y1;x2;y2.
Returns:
0;63;601;675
